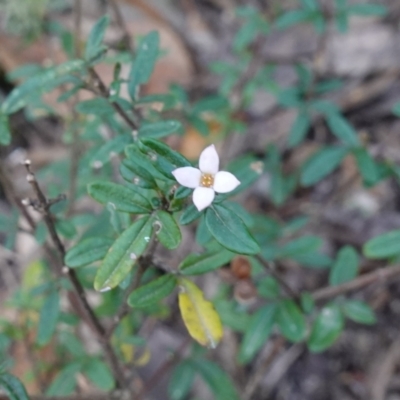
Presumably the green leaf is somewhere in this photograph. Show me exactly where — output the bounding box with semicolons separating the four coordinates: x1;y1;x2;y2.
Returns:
128;274;177;308
128;31;159;100
347;4;387;16
168;361;196;400
288;111;310;147
180;204;202;225
37;290;60;346
139;120;182;139
353;147;380;186
278;235;323;259
76;98;114;116
300;292;315;314
342;300;376;325
256;276;280;299
300;0;318;11
329;246;359;286
206;204;260;255
238;304;277;364
233;21;259;52
85;15;110;61
88;181;152;214
308;303;344;352
275;9;311;30
65;237;114;268
155;211;182;250
2;60;85;114
0;373;29;400
363;230;400;259
46;362;81;396
179;248;234;275
0;113;11;145
300;146;348;186
120;158;157;188
325;112;360;146
83;358;115;391
277;300;306;342
94;216;153;291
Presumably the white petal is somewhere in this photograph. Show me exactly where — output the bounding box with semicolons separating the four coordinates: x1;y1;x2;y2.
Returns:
193;187;215;211
213;171;240;193
199;144;219;174
172;167;201;188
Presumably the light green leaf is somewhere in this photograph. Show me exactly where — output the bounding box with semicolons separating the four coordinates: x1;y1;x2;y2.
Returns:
0;113;11;145
155;211;182;250
85;15;110;61
353;147;380;186
343;300;376;325
94;216;153;291
46;362;82;396
179;248;234;275
325;112;360;146
347;4;387;16
329;246;359;286
128;274;177;308
0;373;29;400
139;120;182;139
206;204;260;255
76;98;114;115
65;237;114;268
180;204;202;225
363;230;400;259
168;361;196;400
278;235;323;259
275;9;311;30
300;146;348;186
83;358;115;391
37;290;60;346
88;181;152;214
288;111;310;147
308;303;344;352
238;304;277;364
277;300;306;342
128;31;159;100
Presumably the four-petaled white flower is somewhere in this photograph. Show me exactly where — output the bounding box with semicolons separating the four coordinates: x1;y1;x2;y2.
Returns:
172;144;240;211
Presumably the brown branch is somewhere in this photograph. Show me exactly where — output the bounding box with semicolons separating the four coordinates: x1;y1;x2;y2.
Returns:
311;264;400;301
22;160;129;392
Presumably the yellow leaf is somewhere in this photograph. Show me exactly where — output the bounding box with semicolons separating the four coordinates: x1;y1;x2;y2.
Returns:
178;278;223;348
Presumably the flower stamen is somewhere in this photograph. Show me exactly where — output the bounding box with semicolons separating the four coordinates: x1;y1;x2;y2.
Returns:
200;173;214;188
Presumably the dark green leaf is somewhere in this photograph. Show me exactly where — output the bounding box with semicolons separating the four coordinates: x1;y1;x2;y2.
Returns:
363;230;400;259
76;98;114;115
85;15;110;61
83;359;115;391
238;304;277;364
128;274;177;308
329;246;359;286
325;112;360;146
0;113;11;145
155;211;182;250
139;120;182;139
37;291;60;346
342;300;376;325
256;276;280;299
308;303;344;352
88;181;152;214
128;31;159;100
120;158;157;188
301;146;348;186
301;292;315;314
206;204;260;255
277;300;306;342
168;361;196;400
179;248;234;275
353;147;380;186
180;204;202;225
278;235;323;259
94;216;153;291
288;111;310;147
46;362;81;396
0;373;29;400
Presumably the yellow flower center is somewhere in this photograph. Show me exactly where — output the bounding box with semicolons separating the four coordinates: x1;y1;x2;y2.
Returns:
200;173;214;188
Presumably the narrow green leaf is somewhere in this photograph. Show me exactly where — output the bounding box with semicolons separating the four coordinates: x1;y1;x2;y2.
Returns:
0;373;29;400
325;112;360;146
233;21;259;52
277;300;306;342
83;359;115;391
65;237;113;268
180;204;202;225
168;361;196;400
120;158;157;188
179;249;234;275
206;204;260;255
238;304;277;364
288;111;310;147
88;181;152;214
353;147;380;186
155;211;182;250
46;362;81;396
329;246;359;286
37;291;60;346
128;31;159;100
308;303;344;352
363;230;400;259
347;4;387;16
0;113;11;145
278;235;322;259
275;10;311;30
94;216;153;291
128;274;177;308
139;120;182;139
342;300;376;325
301;146;348;186
76;98;114;115
85;15;110;61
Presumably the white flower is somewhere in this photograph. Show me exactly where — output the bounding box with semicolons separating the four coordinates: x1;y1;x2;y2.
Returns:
172;144;240;211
